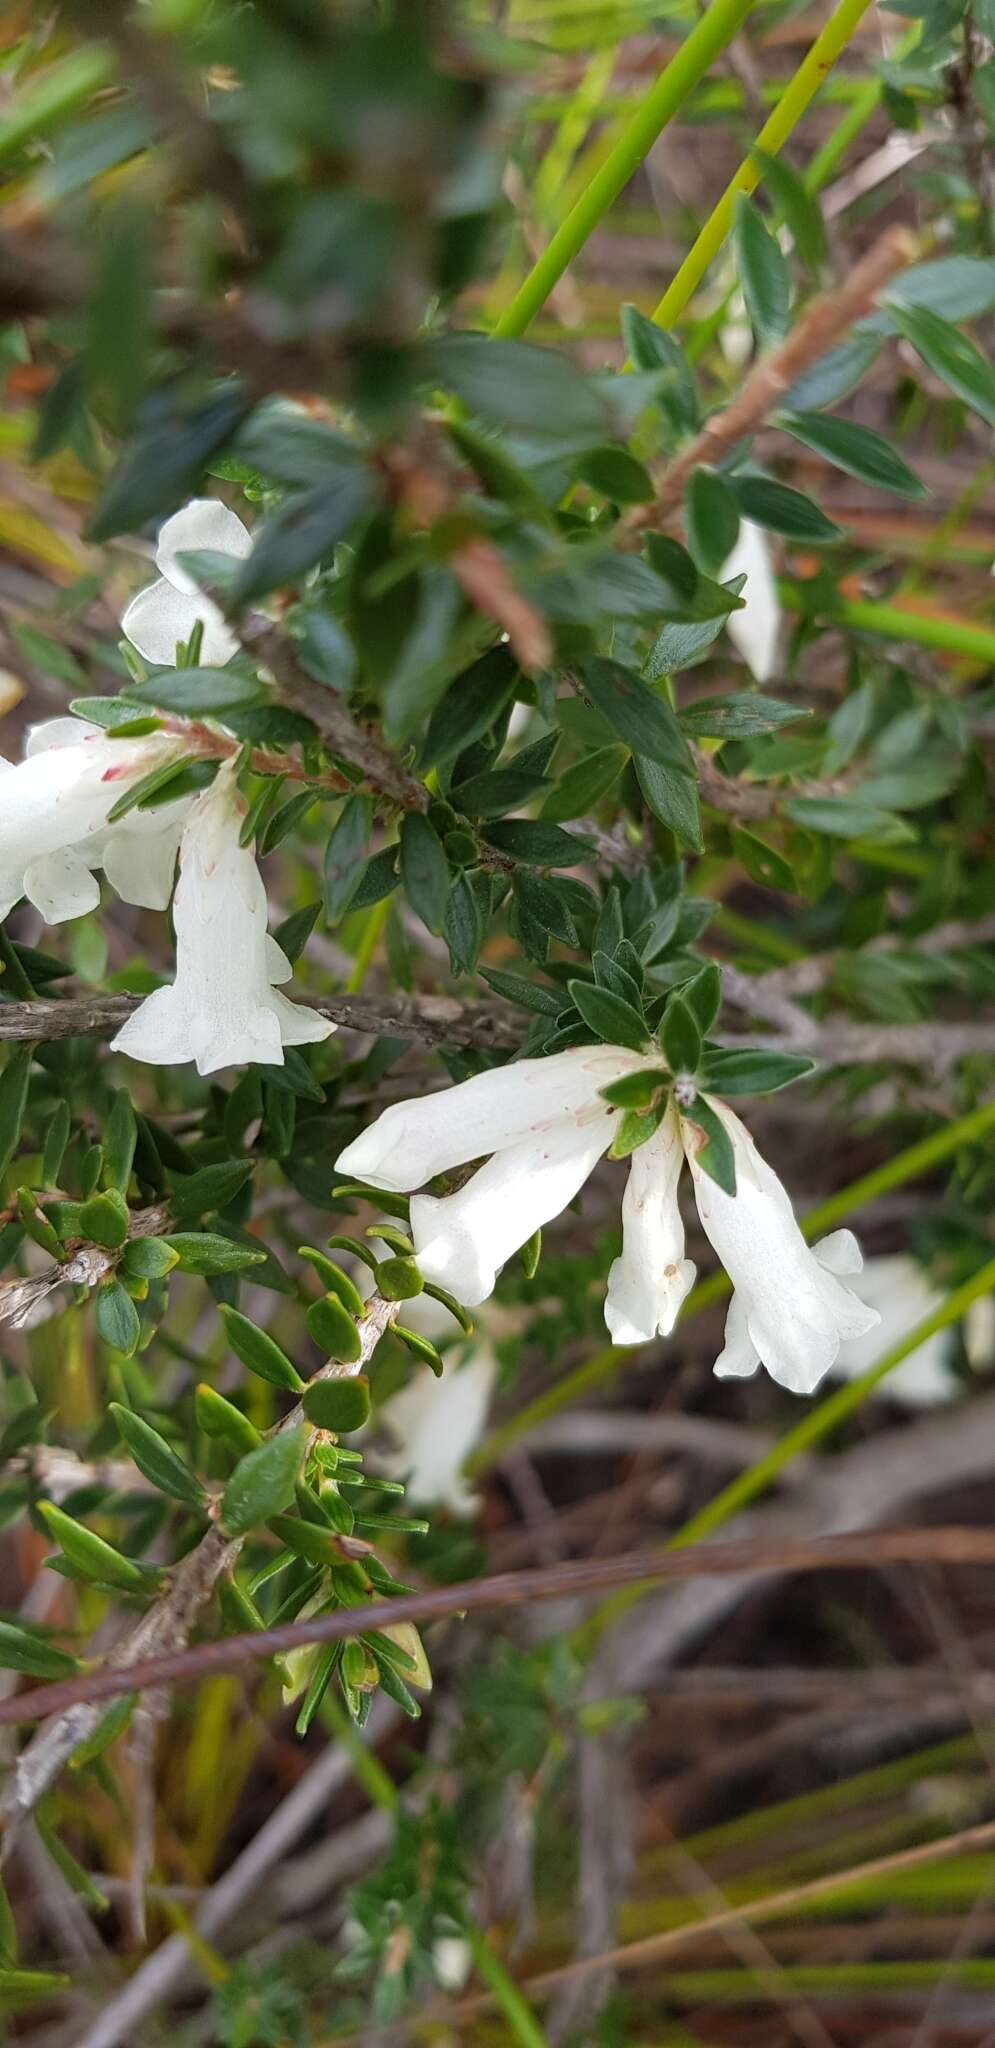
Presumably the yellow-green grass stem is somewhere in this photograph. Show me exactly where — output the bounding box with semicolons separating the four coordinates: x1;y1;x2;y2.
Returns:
652;0;876;331
469;1100;995;1475
491;0;759;340
781;580;995;666
464;1925;552;2048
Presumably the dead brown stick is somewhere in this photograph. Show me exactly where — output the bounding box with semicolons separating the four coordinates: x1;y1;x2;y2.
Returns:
5;1525;995;1731
0;990;520;1052
628;225;917;529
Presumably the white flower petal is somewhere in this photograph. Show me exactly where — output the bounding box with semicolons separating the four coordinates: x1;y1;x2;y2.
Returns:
683;1098;879;1396
410;1105;616;1305
335;1045;646;1194
25;716;100;756
369;1349;497;1516
720;519;781;683
155;498;252;595
121;578;202;667
111;761;333;1076
604;1101;696;1344
713;1288;760;1380
99;807;186;911
0;733;186;910
814;1228;864;1277
23;849;100;923
830;1254;954;1407
265;934;293;983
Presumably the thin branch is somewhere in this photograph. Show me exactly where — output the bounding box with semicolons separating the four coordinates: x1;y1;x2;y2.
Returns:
0;1294;398;1857
6;1526;995;1730
756;909;995;1000
0;1203;170;1331
0;990;520;1051
628;225;917;529
243;621;431;814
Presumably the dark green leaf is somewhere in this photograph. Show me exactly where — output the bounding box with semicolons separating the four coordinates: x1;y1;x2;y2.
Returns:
634;754;703;852
400;812;450;933
620;305;698;433
733;476;841;542
163;1233;267;1275
784;796;915;844
306;1292;363;1362
102;1092;136;1195
376;1255;423;1301
568;980;648;1052
783;332;881;412
732;826;796;891
109;1403;204;1505
350;845;399;911
126;669;264;716
483;819;590;867
751;146;826;272
582;657;694;774
195;1383;260;1455
684;1095;736;1195
443;871;484;975
95;1279;140;1357
218;1305;304;1391
89;384;249;541
661;995;702;1074
86;201;151;433
39;1503;157;1593
539;745;626;823
607;1099;665;1159
777;411;926;498
575;445;654;503
323;796;372;921
680;693;805;739
220;1427;307;1537
645;614;726;679
479;968;561;1015
681;962;722;1034
700;1047;816;1094
687;468;740;575
421;648;519;771
450;767;548;818
734;194;790;348
171;1160;253;1224
232;474;372;605
120;1237;179;1280
234;408;364;487
79;1190;129;1250
424;335;610;442
0;1621;79;1680
888;300;995;425
0;1048;32;1182
302;1376;371;1433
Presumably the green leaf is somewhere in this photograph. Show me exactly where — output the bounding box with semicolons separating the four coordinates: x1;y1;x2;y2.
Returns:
218;1306;305;1391
393;1325;443;1375
620;304;698;432
888;300;995;425
265;1514;344;1566
479;968;561;1015
733;476;841;543
298;1250;367;1317
482;819;590;867
734;194;790;348
95;1279;141;1357
232;407;362;486
0;1048;32;1182
349;845;400;911
109;1404;205;1506
634;754;703;852
684;1096;736;1195
120;1237;179;1282
79;1190;129;1250
421;648;519;770
124;669;263;716
783;332;881;412
86;200;152;433
681;962;723;1034
273;901;321;965
424;334;610;442
568;980;648;1052
446;417;551;519
645;614;726;679
400;813;451;934
89;384;249;542
700;1048;816;1095
600;1067;668;1108
323;796;371;923
581;658;694;775
0;1621;79;1680
686;468;740;575
68;1693;137;1770
539;745;626;823
776;411;926;498
104;752;201;824
41;1100;71;1189
575;445;654;503
751;147;826;272
171;1160;253;1224
102;1092;137;1195
784;796;915;844
220;1426;307;1538
680;693;805;739
194;1383;260;1456
306;1292;363;1362
232;474;372;604
661;995;702;1075
163;1233;267;1275
607;1100;665;1159
732;826;797;892
376;1255;423;1301
449;766;547;818
39;1503;158;1594
302;1376;371;1433
443;871;484;975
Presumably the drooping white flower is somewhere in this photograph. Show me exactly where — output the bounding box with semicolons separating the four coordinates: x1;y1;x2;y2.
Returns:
0;716;190;924
720;518;781;683
604;1099;696;1344
830;1254;955;1407
368;1345;498;1518
335;1045;646;1306
336;1051;878;1393
111;759;334;1075
682;1098;879;1396
121;498;252;669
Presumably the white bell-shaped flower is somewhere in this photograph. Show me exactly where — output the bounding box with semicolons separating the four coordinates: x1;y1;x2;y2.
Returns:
111;759;334;1075
335;1045;647;1306
121;498;252;669
368;1346;498;1517
720;518;781;683
830;1254;955;1407
0;717;190;925
683;1097;879;1395
605;1099;696;1344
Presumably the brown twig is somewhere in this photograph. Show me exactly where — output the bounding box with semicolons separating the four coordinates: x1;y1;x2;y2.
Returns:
0;1202;170;1330
0;990;520;1051
6;1526;995;1730
0;1293;398;1856
628;226;917;529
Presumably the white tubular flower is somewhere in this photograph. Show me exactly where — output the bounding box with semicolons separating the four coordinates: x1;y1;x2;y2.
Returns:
121;498;252;668
111;759;334;1076
0;717;189;924
830;1254;954;1407
682;1097;879;1395
369;1347;498;1517
720;518;781;683
605;1100;696;1344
